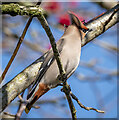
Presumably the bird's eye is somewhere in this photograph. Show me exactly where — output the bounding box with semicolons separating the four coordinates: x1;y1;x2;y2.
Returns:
81;28;89;33
82;28;86;33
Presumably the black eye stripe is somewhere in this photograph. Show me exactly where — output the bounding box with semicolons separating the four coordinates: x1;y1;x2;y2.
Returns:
79;27;89;33
82;28;87;33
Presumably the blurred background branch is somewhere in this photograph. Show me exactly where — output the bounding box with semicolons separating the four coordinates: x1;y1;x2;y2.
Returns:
92;0;118;9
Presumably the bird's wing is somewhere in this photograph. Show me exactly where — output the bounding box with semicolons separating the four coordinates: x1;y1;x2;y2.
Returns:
27;38;65;100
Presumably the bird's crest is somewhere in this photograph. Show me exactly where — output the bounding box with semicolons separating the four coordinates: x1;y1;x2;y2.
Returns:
68;11;89;32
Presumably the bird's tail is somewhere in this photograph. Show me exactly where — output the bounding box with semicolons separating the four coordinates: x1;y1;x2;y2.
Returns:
25;83;49;114
25;98;36;114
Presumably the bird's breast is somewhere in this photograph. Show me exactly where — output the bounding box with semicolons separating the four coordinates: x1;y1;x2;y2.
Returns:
41;39;81;89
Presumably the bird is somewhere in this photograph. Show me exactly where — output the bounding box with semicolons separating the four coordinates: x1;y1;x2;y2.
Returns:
25;11;89;114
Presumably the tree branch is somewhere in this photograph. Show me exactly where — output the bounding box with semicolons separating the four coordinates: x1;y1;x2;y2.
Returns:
0;3;119;114
0;3;46;16
15;91;26;120
70;91;104;113
1;112;15;119
0;16;33;83
37;12;77;119
0;53;48;112
82;4;119;46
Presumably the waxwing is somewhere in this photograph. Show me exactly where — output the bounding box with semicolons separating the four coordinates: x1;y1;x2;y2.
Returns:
25;11;89;114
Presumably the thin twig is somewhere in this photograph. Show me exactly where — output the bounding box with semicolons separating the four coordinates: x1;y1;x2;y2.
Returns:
0;17;33;83
70;91;105;113
15;91;25;120
37;15;65;77
18;94;24;102
2;112;15;119
37;13;77;119
18;95;40;108
61;83;77;120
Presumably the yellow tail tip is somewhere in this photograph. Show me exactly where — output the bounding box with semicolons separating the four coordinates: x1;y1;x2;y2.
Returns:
25;107;29;114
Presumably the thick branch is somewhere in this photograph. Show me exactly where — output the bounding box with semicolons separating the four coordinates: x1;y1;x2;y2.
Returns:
82;4;119;46
0;4;119;113
0;3;46;16
0;54;48;112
